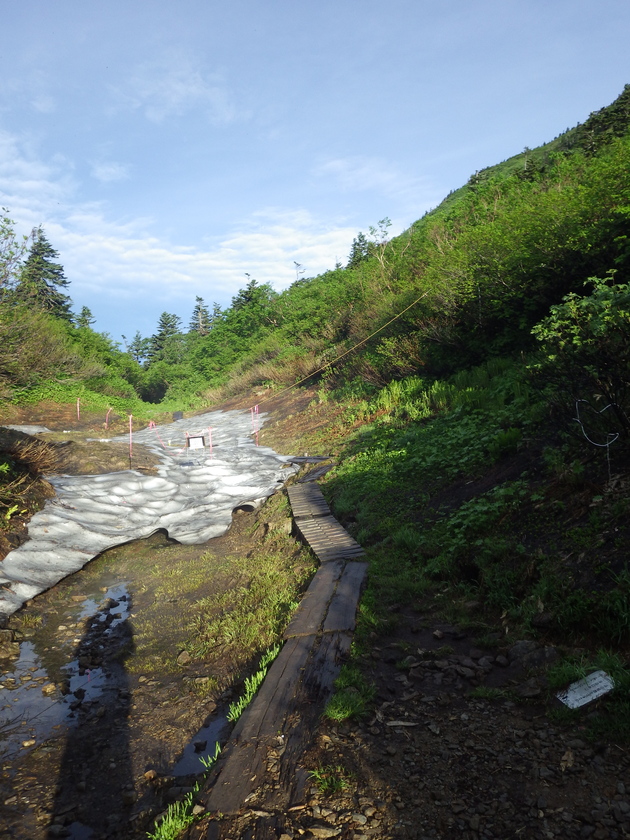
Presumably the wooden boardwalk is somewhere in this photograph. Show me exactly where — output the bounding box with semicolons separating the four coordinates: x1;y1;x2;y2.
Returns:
199;481;367;836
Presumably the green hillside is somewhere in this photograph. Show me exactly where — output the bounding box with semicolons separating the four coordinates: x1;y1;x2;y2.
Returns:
2;87;630;726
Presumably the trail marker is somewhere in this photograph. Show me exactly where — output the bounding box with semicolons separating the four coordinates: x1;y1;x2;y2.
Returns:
187;435;205;450
557;670;614;709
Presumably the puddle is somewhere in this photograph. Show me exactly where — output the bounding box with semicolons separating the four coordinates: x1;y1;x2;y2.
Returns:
172;714;230;776
0;583;131;761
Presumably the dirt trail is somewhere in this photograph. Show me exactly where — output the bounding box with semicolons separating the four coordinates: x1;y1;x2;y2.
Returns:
1;390;629;840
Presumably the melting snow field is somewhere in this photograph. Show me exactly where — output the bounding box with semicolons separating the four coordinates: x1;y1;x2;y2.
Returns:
0;410;297;617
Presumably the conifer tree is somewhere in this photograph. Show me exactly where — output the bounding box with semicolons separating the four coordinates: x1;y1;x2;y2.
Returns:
76;306;95;328
14;228;73;321
148;312;182;362
347;232;370;269
189;296;211;335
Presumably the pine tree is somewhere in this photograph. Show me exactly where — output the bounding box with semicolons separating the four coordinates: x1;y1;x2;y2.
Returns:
148;312;182;362
210;302;223;328
124;331;151;364
15;228;72;321
76;306;95;328
189;296;211;335
347;232;370;269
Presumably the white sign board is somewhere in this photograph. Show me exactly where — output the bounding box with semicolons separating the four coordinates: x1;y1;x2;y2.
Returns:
187;436;205;450
557;670;615;709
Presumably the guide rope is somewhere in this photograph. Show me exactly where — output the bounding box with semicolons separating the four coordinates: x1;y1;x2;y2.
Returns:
253;290;428;410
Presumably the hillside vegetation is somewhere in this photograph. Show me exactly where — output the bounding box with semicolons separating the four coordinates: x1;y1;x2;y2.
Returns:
1;86;630;713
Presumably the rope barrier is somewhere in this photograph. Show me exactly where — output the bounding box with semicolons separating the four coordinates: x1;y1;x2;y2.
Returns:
252;291;428;411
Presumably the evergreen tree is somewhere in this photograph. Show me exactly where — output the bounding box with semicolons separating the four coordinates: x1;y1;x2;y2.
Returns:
210;302;223;328
189;296;211;335
147;312;182;362
124;331;151;364
14;228;73;321
76;306;95;328
347;232;370;269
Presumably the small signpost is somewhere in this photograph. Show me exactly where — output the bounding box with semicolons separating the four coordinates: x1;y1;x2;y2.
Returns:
187;435;205;450
557;670;615;709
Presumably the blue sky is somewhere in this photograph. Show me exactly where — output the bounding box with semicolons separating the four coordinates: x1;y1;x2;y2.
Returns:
1;0;629;343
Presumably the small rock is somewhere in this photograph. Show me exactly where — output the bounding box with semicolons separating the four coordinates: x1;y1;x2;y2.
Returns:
122;790;137;805
508;640;538;662
517;678;541;698
41;683;56;696
144;769;158;781
306;824;341;838
468;814;480;831
177;650;192;666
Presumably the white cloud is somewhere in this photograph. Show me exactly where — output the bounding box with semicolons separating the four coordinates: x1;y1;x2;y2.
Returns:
0;127;356;335
313;154;442;215
112;52;239;125
90;161;130;183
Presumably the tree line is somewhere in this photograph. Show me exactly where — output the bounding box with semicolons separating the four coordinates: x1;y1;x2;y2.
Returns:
1;85;629;409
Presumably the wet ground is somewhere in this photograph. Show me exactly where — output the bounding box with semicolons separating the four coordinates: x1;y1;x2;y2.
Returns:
0;392;319;839
0;516;271;839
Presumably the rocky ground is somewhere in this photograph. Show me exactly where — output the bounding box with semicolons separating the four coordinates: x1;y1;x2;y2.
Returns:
189;608;630;840
1;391;629;839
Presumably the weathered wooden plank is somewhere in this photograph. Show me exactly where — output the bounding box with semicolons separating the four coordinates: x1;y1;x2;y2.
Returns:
294;515;364;562
297;463;336;483
283;561;343;639
236;635;312;741
287;484;330;518
274;632;353;807
205;635;314;814
323;562;369;634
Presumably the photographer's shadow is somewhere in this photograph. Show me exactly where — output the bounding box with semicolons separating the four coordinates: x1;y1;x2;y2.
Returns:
48;594;135;840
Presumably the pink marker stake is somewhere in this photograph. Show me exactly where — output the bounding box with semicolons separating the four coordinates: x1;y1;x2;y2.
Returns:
208;427;213;457
77;397;80;421
128;415;133;458
105;408;112;429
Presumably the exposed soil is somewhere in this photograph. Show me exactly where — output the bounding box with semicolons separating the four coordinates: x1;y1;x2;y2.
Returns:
1;390;629;840
205;612;630;840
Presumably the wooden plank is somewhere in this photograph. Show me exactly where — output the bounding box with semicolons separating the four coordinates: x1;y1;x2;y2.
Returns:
297;463;336;483
287;484;330;518
205;636;314;814
323;562;369;634
294;515;364;562
301;630;353;700
273;632;353;808
283;561;343;639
